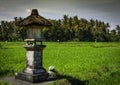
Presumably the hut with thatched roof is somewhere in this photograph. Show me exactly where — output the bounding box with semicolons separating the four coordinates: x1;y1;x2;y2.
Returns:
19;9;52;41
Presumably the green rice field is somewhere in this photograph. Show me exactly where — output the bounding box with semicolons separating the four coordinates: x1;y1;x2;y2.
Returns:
0;42;120;85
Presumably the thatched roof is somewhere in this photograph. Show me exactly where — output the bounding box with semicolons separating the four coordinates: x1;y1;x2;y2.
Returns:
19;9;52;26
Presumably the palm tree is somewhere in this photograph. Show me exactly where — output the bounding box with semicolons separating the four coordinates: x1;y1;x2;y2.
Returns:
116;25;120;35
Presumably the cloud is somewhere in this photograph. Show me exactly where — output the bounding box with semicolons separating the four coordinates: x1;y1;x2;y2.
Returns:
25;9;31;13
0;0;120;29
90;0;114;4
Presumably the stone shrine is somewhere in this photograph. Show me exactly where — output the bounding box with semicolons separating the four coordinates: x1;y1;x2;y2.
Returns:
15;9;52;83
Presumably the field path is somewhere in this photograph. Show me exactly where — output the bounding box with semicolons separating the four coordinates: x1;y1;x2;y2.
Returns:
0;76;54;85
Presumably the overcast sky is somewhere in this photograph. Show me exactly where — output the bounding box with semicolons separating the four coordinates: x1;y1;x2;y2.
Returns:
0;0;120;29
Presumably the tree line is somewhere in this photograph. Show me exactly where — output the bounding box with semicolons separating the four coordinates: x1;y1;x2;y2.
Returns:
0;15;120;42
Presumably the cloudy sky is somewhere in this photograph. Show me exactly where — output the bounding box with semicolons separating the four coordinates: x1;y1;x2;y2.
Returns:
0;0;120;29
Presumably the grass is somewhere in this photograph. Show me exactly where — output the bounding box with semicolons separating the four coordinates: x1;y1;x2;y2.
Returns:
0;80;12;85
0;42;120;85
0;42;26;77
48;79;72;85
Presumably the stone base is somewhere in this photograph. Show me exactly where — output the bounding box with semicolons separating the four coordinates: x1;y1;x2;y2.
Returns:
15;72;47;83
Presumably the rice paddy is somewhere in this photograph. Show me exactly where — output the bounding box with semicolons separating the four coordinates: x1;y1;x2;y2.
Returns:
0;42;120;85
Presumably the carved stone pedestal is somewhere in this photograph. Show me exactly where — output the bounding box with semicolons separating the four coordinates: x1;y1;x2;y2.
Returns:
15;44;47;83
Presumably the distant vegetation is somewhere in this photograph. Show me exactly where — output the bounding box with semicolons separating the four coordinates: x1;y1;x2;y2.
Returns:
0;15;120;42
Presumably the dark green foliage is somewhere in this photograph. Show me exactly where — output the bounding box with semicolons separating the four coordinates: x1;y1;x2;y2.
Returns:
43;15;120;42
0;15;120;42
0;17;26;41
